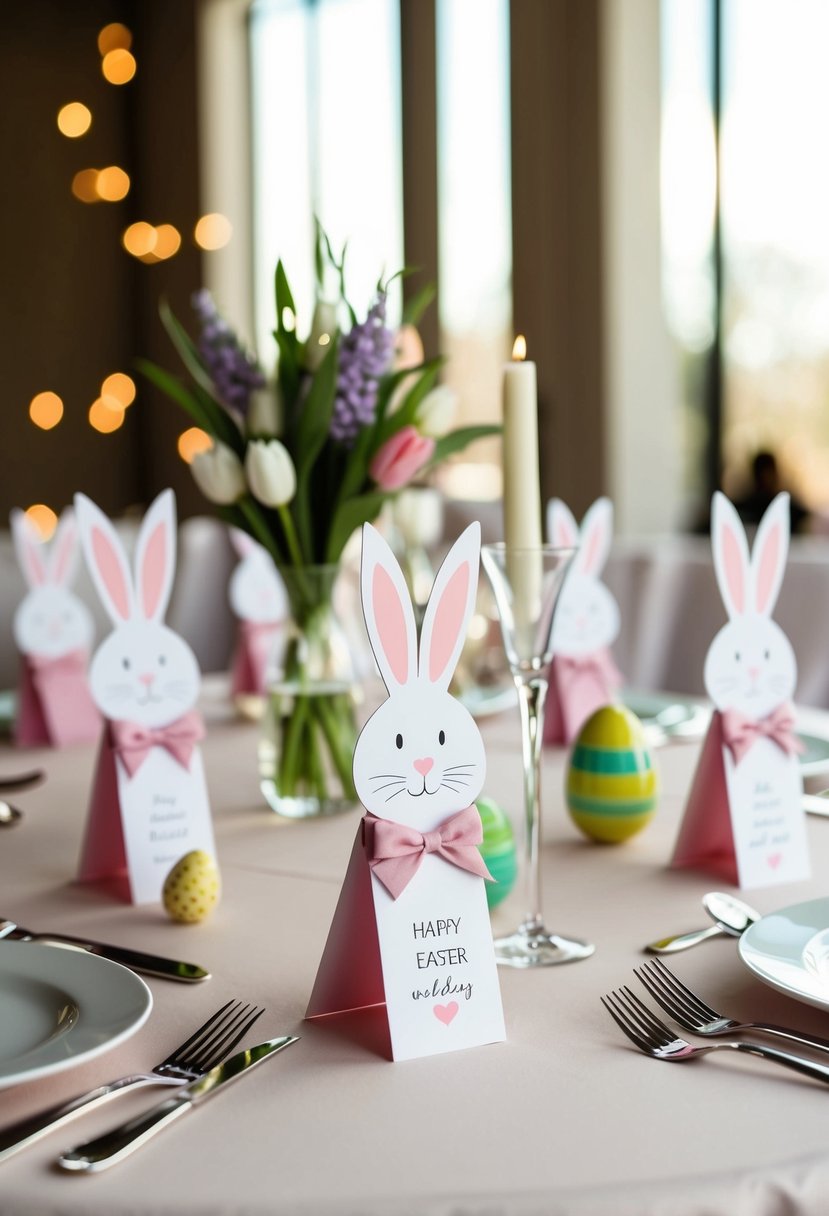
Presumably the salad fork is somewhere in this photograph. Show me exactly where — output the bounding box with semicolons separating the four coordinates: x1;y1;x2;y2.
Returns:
601;985;829;1084
0;999;263;1163
635;957;829;1056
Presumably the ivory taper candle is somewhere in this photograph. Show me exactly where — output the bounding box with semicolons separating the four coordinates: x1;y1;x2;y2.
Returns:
502;336;543;645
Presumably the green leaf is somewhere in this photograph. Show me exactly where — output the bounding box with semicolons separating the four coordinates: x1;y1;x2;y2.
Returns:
159;299;221;400
373;358;444;448
274;260;297;329
424;424;502;468
402;282;436;328
326;490;388;563
136;359;244;456
293;336;340;556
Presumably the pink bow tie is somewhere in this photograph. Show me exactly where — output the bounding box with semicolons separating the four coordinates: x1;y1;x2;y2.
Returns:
720;703;805;766
27;649;88;676
557;649;622;689
111;711;205;778
363;807;494;900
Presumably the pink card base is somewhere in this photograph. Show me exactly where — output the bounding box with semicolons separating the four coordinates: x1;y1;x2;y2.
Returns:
77;724;130;896
543;649;621;746
671;712;739;884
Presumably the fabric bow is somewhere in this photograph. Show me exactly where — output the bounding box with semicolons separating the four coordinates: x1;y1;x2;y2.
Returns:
27;648;88;677
720;702;805;766
363;806;493;900
111;710;206;778
556;649;623;692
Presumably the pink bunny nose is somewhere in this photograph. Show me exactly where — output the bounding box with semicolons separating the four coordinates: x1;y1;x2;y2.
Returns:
748;666;761;681
138;672;156;687
414;757;434;777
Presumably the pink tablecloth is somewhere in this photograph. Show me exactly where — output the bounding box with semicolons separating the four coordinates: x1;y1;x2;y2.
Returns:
3;690;829;1214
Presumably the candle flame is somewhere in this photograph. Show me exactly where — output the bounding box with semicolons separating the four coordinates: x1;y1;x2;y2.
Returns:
512;335;527;362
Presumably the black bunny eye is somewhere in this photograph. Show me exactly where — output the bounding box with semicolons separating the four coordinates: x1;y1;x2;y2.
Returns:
395;733;403;750
734;651;741;662
122;657;131;671
438;730;446;746
158;655;166;666
764;649;770;660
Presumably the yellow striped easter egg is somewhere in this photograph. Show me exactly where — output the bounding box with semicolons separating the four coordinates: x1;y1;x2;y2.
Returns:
565;705;658;843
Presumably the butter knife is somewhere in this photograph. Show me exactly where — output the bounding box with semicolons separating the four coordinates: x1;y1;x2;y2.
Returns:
0;920;209;983
58;1036;299;1172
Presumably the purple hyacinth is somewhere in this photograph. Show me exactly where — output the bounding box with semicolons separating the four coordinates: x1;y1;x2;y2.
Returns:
191;289;265;416
330;292;395;444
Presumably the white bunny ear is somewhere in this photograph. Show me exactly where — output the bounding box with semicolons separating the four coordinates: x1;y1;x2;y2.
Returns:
10;509;48;589
750;491;790;617
711;491;750;620
229;527;258;560
419;522;480;690
547;498;579;550
74;492;135;625
577;497;613;576
134;489;177;623
360;522;418;693
47;509;80;587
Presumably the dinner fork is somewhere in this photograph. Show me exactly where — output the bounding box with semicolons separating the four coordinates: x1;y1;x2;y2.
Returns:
635;957;829;1056
0;999;263;1163
601;985;829;1084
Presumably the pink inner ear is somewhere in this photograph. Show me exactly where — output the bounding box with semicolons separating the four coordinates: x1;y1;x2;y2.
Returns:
24;545;47;588
373;565;408;685
582;523;603;574
756;522;781;614
52;526;75;585
92;526;130;620
429;563;469;683
722;524;745;614
141;522;167;619
556;520;577;549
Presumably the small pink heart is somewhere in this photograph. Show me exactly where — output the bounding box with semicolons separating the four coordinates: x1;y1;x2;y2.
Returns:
433;1001;459;1026
768;853;783;869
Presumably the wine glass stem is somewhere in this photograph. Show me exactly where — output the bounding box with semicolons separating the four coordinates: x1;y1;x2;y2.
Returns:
515;675;547;935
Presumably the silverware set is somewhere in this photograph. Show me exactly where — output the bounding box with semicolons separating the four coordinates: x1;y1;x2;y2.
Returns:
603;958;829;1085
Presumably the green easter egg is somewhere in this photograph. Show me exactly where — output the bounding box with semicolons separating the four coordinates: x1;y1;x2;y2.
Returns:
565;705;658;844
476;796;517;908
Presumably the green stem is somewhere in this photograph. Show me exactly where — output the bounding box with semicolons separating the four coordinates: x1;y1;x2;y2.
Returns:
278;505;306;567
315;695;358;798
238;497;283;565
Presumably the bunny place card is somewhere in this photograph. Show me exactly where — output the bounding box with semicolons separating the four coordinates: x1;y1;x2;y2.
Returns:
544;497;623;745
228;527;289;699
74;489;217;904
673;492;809;889
307;522;506;1062
11;507;101;748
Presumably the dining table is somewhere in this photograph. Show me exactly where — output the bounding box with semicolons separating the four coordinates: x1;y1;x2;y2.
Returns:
4;679;829;1216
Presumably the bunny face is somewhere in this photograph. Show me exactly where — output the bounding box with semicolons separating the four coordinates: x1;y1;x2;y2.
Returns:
10;508;94;659
353;522;486;830
75;488;202;728
90;621;200;725
228;528;289;624
547;497;620;656
706;491;796;718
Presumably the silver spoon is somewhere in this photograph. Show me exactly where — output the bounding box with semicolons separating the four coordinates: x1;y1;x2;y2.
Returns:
0;801;22;828
0;769;44;793
644;891;761;954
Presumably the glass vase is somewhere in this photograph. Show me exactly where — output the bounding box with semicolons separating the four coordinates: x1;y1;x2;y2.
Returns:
258;565;359;819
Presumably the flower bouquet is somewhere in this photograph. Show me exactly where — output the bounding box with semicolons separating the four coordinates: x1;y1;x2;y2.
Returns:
139;231;498;816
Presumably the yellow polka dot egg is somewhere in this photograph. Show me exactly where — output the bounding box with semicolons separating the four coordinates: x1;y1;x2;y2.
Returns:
162;850;221;923
566;705;659;843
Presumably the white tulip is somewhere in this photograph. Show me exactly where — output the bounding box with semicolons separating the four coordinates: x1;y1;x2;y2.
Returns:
190;442;246;505
416;385;457;438
246;439;297;507
305;300;338;371
394;487;444;548
247;383;282;437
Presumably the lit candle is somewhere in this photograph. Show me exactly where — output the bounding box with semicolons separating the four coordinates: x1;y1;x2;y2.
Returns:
502;336;543;640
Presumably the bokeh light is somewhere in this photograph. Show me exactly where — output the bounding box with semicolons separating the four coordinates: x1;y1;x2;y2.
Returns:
122;221;156;258
153;224;182;261
177;427;213;464
194;213;232;251
101;373;136;407
97;23;132;55
57;102;92;138
102;48;136;85
89;398;125;433
29;391;64;431
25;504;58;541
72;169;100;203
96;165;130;202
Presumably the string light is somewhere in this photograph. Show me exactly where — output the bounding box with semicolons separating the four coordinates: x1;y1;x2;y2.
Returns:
152;224;181;260
122;222;156;258
29;392;64;430
89;398;125;433
25;505;58;541
96;165;130;202
177;427;212;464
57;103;92;138
194;213;232;251
97;23;132;55
101;373;136;406
72;169;100;203
102;48;136;85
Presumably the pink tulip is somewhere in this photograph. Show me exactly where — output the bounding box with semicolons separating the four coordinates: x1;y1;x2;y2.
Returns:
370;426;435;491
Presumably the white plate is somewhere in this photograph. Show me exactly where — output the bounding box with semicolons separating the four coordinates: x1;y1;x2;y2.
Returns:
622;690;710;743
0;940;152;1090
738;897;829;1013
